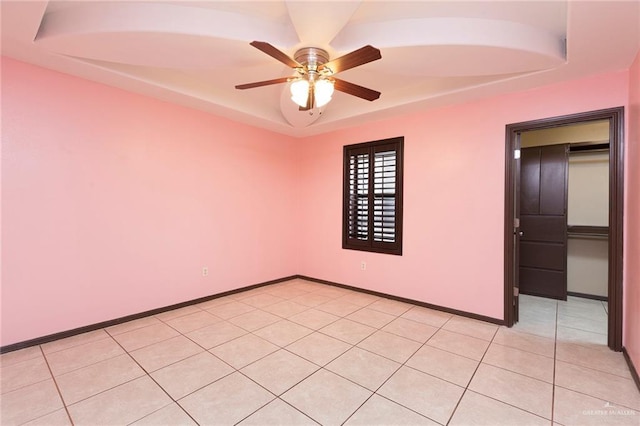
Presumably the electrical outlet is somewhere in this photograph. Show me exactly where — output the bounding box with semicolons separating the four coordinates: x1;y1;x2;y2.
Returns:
202;267;209;277
360;261;366;270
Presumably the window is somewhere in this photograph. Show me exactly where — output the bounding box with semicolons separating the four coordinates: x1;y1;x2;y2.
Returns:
342;137;404;255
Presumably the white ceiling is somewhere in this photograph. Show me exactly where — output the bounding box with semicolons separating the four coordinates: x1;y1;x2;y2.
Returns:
1;1;638;137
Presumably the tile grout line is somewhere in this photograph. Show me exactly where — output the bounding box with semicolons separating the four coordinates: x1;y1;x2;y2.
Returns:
0;360;55;396
391;315;460;418
37;331;112;357
446;323;554;424
489;339;555;360
153;304;205;321
339;311;526;425
554;354;637;381
2;285;352;422
551;299;559;425
551;297;638;413
232;293;430;424
143;286;361;410
38;345;75;426
158;285;367;382
507;327;556;342
106;322;162;339
228;285;374;424
222;288;380;425
231;370;315;425
551;382;640;412
555;324;608;338
254;295;385;370
36;333;116;370
270;398;322;426
233;396;320;426
348;312;481;424
39;338;163;410
373;313;514;423
132;321;241;404
124;297;298;357
444;319;499;426
146;317;240;370
340;307;445;425
9;283;623;425
359;294;631;424
104;329;201;426
454;390;553;424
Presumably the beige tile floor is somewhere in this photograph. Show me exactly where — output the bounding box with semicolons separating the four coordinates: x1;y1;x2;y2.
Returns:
1;279;638;425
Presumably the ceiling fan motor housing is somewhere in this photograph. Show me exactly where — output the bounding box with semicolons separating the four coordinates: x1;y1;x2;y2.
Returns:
294;47;330;74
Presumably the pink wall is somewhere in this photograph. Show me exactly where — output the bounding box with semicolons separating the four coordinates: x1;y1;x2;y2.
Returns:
2;56;637;350
298;71;630;320
1;58;299;346
624;51;640;372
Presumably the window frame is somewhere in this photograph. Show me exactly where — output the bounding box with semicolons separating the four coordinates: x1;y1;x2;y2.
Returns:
342;136;404;256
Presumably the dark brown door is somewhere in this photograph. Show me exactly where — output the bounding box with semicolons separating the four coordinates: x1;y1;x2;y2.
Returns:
519;144;568;300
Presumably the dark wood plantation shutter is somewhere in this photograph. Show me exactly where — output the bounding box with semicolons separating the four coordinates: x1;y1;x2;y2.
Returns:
346;147;370;246
373;144;397;246
343;137;403;255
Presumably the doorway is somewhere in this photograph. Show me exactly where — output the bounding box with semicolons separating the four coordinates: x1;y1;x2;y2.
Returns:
504;107;624;351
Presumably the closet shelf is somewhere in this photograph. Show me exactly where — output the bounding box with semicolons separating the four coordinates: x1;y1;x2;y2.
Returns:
569;142;609;153
567;225;608;239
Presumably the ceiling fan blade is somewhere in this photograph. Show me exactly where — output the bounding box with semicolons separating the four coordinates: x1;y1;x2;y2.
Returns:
299;83;315;111
235;77;290;90
319;45;381;74
333;78;381;101
250;41;301;68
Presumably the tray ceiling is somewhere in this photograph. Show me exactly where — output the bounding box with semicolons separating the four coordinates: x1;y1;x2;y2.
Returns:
1;1;638;137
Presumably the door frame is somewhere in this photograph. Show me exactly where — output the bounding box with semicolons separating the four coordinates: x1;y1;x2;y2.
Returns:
504;107;624;351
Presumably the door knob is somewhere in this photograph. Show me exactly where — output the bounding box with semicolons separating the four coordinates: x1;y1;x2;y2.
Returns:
519;231;524;237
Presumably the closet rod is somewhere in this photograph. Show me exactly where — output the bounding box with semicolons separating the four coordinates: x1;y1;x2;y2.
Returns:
568;233;608;240
567;225;608;238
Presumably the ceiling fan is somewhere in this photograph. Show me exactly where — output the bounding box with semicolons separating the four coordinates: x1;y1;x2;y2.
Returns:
235;41;382;111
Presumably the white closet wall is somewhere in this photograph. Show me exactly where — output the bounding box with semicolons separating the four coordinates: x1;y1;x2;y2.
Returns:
567;152;609;297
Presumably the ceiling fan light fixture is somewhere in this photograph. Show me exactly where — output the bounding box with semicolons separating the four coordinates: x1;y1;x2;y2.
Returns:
238;42;381;115
290;79;309;107
315;79;334;108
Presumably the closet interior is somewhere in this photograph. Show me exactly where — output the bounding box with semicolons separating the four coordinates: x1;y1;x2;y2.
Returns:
520;120;610;302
